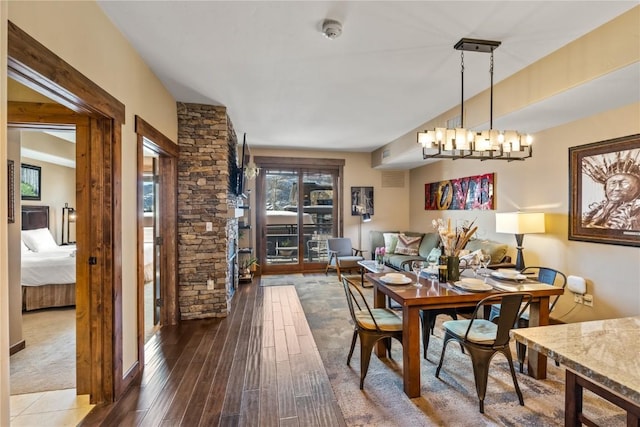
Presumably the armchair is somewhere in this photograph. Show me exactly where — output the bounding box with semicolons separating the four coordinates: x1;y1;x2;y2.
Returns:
325;237;365;280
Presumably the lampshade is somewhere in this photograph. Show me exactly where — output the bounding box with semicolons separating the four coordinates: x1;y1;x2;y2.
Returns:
361;212;371;223
495;212;545;235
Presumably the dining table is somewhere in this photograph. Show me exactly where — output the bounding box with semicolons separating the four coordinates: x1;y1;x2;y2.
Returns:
366;269;565;398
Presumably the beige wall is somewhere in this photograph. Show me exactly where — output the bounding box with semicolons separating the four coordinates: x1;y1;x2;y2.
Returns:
250;148;410;253
6;0;178;389
409;102;640;323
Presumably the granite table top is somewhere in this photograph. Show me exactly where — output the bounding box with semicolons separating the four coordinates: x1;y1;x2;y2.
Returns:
511;316;640;406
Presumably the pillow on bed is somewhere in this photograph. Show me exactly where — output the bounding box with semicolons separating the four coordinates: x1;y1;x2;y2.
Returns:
21;228;58;252
21;239;31;254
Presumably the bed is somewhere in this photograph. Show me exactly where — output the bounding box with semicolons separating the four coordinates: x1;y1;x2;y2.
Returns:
21;206;76;311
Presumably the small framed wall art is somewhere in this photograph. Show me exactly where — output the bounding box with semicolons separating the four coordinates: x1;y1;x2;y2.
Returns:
351;186;374;216
20;163;41;201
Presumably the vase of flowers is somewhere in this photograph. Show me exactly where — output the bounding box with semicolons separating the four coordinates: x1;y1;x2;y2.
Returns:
375;246;386;268
432;218;477;281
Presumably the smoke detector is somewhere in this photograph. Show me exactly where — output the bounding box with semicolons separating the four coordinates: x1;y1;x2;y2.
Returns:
322;19;342;40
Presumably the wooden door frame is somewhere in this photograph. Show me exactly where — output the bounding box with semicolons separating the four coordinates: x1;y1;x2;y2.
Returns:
8;22;126;403
134;115;179;368
254;156;345;275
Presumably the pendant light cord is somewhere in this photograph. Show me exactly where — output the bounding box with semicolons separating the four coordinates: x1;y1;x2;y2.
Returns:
489;50;494;130
460;51;465;128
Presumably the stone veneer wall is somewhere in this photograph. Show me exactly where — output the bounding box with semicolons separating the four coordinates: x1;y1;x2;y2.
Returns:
177;102;238;320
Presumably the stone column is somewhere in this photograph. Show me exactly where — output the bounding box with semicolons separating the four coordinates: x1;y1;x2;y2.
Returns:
177;102;238;319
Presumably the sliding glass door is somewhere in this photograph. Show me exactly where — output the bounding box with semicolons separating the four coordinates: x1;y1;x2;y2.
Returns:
255;157;344;274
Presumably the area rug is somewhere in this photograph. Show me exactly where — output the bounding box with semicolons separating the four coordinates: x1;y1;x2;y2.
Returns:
10;307;76;395
288;273;625;426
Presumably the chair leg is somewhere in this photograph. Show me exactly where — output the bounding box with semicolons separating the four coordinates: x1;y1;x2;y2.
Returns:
517;342;526;373
420;311;431;359
435;333;454;378
468;350;491;414
336;264;342;281
503;348;525;407
347;329;358;365
358;334;379;389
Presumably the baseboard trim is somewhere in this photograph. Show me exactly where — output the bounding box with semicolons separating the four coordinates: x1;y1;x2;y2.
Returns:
10;339;26;355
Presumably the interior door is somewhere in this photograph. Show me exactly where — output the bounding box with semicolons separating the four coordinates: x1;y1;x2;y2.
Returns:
142;150;161;341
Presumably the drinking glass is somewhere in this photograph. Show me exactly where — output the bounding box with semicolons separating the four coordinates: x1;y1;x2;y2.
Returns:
469;256;480;278
426;254;439;281
480;252;492;277
411;260;425;288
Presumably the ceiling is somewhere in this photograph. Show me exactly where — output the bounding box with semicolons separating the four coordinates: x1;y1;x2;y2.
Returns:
97;1;639;166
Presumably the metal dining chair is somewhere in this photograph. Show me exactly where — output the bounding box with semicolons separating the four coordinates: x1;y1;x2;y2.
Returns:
342;276;403;389
436;292;533;413
489;266;567;372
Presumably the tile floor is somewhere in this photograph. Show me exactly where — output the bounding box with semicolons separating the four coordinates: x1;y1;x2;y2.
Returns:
10;388;94;426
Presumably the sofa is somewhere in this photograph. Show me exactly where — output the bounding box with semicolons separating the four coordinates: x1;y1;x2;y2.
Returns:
369;230;514;271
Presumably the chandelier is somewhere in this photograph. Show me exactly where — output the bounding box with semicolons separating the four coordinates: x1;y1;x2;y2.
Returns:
417;38;533;161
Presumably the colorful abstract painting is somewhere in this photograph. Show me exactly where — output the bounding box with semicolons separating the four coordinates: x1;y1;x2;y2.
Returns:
425;173;494;210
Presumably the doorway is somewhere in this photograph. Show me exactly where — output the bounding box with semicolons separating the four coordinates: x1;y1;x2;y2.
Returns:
8;124;78;396
255;157;345;275
8;22;126;403
135;115;179;365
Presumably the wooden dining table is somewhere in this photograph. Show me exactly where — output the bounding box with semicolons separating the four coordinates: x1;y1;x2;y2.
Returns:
366;270;565;398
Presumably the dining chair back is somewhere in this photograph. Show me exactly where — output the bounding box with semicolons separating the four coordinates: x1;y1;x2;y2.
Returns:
489;266;567;372
342;276;403;389
326;237;365;280
435;292;533;413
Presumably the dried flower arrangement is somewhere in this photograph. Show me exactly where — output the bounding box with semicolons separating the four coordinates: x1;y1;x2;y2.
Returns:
432;218;478;257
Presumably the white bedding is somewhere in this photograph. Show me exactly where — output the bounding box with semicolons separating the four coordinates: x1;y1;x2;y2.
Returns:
144;242;154;282
21;244;77;286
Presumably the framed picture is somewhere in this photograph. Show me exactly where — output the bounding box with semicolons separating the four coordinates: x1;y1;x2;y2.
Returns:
569;134;640;247
21;163;42;201
7;160;15;223
424;173;494;210
351;186;374;216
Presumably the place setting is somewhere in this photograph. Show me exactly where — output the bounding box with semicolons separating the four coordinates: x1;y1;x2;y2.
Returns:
379;272;413;286
451;277;493;293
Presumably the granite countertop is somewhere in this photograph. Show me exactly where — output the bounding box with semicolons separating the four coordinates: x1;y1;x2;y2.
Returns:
511;316;640;406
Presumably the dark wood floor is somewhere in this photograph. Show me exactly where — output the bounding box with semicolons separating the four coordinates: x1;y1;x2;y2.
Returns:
80;279;346;426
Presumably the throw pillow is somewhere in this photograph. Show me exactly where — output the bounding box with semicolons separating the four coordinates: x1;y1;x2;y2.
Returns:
395;233;422;256
21;228;58;252
383;232;399;254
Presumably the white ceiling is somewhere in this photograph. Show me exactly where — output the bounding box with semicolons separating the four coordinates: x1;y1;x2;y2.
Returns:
97;1;639;164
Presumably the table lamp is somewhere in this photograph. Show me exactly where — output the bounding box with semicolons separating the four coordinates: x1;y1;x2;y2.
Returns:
495;212;545;271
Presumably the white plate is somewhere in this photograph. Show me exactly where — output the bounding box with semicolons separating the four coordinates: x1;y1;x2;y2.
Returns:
491;271;527;281
380;274;412;285
453;278;493;292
